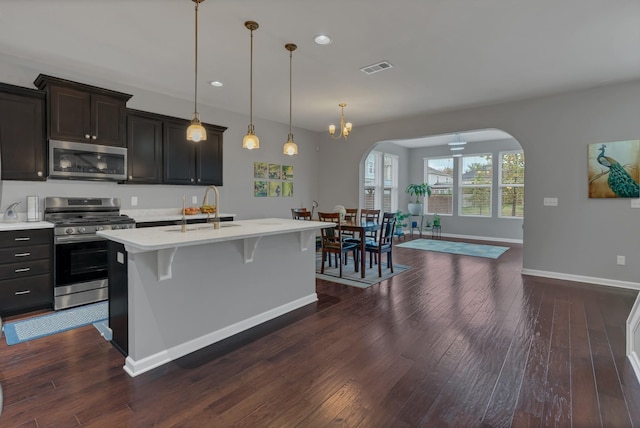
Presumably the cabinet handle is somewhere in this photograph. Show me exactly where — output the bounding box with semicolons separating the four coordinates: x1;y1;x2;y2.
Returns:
37;171;43;177
197;178;201;183
190;178;194;183
128;175;133;180
15;267;31;273
92;135;97;140
14;237;30;241
15;290;31;295
14;252;31;257
85;134;91;139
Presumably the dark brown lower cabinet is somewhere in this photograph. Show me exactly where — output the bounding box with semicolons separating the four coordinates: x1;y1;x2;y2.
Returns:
108;241;128;356
0;228;53;316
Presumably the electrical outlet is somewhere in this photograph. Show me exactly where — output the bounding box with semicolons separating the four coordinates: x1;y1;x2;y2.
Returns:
131;196;138;206
631;199;640;208
617;255;626;266
543;197;558;206
192;196;198;204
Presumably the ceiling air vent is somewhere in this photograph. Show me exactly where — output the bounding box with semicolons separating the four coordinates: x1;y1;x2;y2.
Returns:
360;61;394;75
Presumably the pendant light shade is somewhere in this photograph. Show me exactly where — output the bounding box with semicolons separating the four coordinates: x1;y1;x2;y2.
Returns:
283;43;298;156
186;0;207;142
243;20;260;150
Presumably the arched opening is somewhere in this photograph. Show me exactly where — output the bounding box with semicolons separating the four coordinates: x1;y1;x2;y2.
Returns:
358;128;524;244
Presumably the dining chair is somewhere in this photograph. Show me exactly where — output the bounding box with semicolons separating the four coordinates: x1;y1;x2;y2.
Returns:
360;209;381;242
291;208;312;220
341;208;359;240
365;212;396;277
318;212;359;277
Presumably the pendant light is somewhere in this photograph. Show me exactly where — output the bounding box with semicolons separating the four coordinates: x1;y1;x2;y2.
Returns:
242;21;260;150
186;0;207;142
283;43;298;156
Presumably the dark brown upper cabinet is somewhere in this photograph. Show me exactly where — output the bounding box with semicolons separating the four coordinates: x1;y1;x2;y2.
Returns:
0;83;47;181
126;109;163;184
163;119;225;186
34;74;132;147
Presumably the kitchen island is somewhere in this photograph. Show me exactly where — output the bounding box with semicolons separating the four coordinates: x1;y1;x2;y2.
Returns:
97;218;330;377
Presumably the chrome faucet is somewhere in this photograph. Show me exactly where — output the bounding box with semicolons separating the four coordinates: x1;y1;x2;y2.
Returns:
203;185;220;229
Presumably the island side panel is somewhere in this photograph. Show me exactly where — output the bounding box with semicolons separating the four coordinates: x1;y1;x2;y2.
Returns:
125;231;317;375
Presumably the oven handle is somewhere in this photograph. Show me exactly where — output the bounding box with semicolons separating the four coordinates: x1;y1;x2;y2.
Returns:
55;234;108;244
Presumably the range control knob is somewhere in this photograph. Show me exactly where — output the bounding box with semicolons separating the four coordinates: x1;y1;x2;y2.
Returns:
96;226;104;231
78;227;86;233
65;228;74;235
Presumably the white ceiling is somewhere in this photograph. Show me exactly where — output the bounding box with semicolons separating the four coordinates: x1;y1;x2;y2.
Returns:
1;0;639;145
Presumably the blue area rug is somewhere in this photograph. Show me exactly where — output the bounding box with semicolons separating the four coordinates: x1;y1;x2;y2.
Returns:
397;239;509;259
3;302;108;345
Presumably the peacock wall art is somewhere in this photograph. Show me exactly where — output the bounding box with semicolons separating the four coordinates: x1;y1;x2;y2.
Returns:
588;140;640;198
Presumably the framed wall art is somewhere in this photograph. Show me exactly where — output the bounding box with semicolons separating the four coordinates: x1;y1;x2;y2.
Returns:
588;140;640;198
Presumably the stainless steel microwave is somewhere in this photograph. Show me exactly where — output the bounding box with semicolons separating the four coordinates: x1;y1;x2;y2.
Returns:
48;140;127;181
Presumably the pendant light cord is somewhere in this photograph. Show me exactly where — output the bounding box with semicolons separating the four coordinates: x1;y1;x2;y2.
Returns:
289;48;292;136
194;0;199;114
249;28;254;127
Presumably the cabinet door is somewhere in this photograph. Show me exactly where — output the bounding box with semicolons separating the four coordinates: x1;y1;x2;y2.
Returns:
48;84;92;142
163;119;196;185
126;111;163;183
92;93;127;147
196;126;223;186
0;85;46;181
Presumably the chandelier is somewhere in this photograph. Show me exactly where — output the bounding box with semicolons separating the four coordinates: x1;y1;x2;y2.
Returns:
329;103;352;139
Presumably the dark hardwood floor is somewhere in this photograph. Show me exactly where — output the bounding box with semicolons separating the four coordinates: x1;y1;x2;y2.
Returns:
1;237;639;427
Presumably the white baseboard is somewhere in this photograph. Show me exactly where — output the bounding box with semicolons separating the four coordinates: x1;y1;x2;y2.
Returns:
521;268;640;291
123;293;318;377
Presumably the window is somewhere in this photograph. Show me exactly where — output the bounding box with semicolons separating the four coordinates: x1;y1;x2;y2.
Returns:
499;150;525;218
364;151;398;212
459;154;492;217
424;157;453;214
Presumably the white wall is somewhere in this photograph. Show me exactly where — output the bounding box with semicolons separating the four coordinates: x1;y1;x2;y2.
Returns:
317;79;640;287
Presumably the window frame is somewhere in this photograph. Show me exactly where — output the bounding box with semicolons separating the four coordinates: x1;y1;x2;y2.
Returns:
458;153;493;218
498;150;525;219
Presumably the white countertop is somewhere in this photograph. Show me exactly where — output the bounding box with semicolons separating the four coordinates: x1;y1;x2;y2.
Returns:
121;208;236;223
0;221;53;231
97;218;329;252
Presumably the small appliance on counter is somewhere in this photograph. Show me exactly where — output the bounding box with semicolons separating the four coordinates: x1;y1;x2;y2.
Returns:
3;201;21;223
26;195;40;222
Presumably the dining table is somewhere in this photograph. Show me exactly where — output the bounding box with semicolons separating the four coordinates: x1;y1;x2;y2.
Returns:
341;219;381;278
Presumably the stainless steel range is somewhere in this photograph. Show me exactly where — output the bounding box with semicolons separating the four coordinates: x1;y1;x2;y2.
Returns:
44;197;135;310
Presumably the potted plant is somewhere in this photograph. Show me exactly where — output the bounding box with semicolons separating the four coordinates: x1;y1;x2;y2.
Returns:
394;210;410;237
405;183;431;215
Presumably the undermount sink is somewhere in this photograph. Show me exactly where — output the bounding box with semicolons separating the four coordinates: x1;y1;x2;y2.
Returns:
165;223;241;232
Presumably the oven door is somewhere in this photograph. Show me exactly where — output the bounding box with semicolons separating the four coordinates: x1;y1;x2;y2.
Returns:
54;236;109;309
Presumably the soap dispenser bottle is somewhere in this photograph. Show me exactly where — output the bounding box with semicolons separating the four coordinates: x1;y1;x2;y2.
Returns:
4;201;21;223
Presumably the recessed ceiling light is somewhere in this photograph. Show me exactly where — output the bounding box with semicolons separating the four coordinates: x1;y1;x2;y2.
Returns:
450;147;465;151
209;81;223;87
314;34;332;45
448;141;467;146
452;153;463;157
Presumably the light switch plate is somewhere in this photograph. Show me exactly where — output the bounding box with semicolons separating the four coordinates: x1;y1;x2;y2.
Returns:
131;196;138;206
192;196;198;204
543;197;558;206
631;199;640;208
